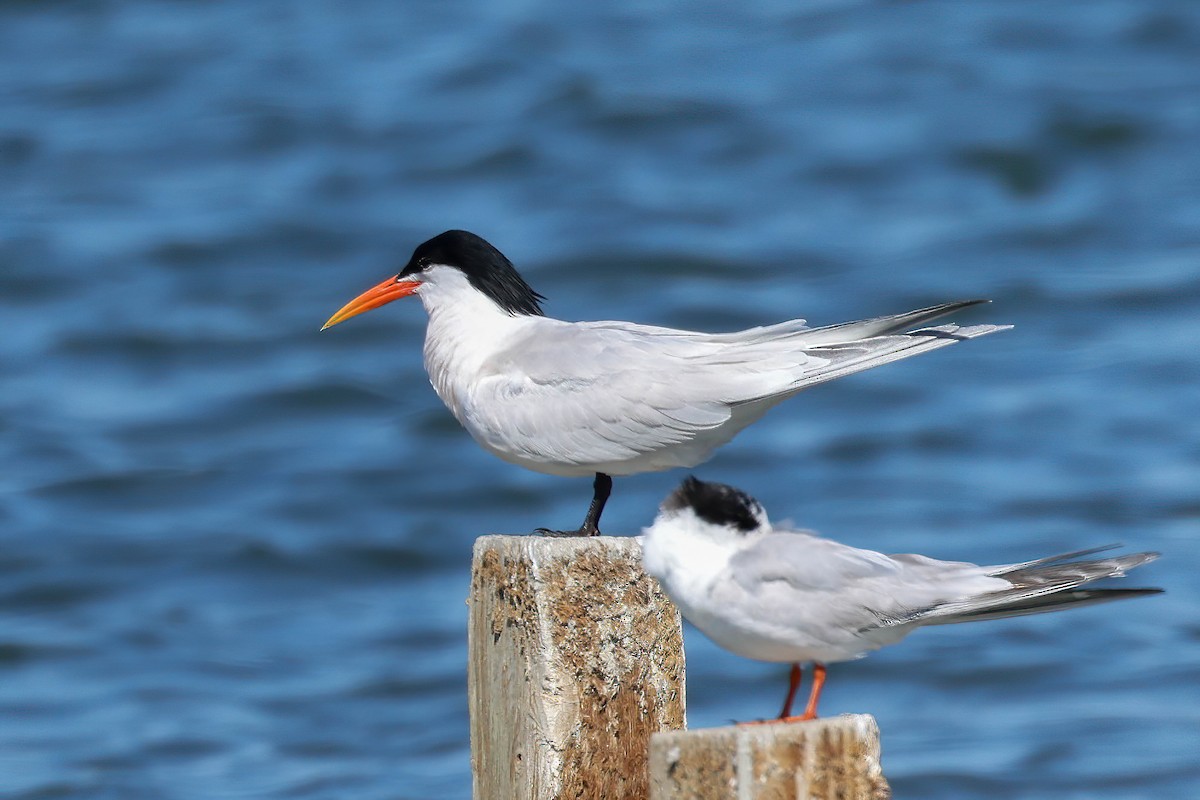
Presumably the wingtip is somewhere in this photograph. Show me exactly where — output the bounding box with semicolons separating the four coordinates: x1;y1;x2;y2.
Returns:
945;298;991;309
1097;587;1165;598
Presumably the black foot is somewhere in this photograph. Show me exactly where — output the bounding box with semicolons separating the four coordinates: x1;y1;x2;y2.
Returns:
533;473;611;538
534;525;600;538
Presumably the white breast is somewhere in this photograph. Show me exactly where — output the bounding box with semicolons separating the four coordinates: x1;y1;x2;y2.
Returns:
416;266;528;428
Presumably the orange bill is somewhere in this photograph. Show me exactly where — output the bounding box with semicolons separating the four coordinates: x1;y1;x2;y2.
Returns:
321;276;421;330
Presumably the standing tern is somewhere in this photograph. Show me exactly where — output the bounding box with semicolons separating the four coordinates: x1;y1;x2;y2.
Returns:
642;477;1162;722
322;229;1010;536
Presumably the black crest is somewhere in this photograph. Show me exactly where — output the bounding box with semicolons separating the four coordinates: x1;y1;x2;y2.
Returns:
400;230;545;317
664;476;764;533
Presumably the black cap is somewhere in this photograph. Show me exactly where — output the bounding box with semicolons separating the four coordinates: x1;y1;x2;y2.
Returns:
663;476;764;533
399;230;545;317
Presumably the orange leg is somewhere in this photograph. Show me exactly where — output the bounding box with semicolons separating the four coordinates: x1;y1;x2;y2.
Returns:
776;661;826;723
738;663;804;726
797;662;826;721
777;663;803;719
737;662;828;726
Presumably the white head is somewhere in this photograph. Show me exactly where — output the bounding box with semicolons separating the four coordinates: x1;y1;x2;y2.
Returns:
642;477;771;590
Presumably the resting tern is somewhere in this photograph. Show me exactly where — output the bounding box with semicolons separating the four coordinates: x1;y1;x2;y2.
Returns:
322;229;1010;536
642;477;1162;722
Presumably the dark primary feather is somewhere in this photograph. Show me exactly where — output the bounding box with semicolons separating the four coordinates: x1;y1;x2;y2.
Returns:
920;588;1163;625
790;299;990;346
401;230;546;317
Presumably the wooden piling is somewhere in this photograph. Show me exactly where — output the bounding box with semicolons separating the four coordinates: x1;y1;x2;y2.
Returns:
648;716;891;800
467;535;686;800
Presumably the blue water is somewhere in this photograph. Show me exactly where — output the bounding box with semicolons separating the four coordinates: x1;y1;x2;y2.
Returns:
2;2;1198;797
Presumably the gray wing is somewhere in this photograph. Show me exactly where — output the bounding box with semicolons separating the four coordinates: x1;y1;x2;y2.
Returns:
719;532;912;641
466;318;847;470
724;537;1160;638
728;532;904;592
728;533;992;621
716;533;1010;646
465;301;1008;471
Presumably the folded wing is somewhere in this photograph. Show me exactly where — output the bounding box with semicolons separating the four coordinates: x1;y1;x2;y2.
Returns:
466;302;1009;472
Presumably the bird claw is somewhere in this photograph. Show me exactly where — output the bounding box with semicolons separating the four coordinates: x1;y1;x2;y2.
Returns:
533;526;600;538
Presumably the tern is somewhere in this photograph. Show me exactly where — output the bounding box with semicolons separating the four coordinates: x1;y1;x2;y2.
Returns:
642;477;1162;722
322;230;1010;536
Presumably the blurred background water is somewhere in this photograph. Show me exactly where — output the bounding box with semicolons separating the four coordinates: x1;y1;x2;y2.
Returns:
2;1;1198;797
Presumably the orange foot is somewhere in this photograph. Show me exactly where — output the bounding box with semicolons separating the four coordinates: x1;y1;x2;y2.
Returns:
736;662;827;725
736;712;818;726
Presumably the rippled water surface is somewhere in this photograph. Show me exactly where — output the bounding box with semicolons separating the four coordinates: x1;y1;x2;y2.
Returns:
2;2;1199;798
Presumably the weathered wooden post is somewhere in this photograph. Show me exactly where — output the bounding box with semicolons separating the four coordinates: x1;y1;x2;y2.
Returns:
468;535;686;800
648;716;891;800
467;534;889;799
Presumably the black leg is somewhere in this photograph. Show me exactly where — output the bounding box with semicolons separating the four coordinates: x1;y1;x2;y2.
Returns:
578;472;612;536
535;472;612;537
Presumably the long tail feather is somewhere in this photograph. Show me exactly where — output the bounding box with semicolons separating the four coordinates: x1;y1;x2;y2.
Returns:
917;550;1161;626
